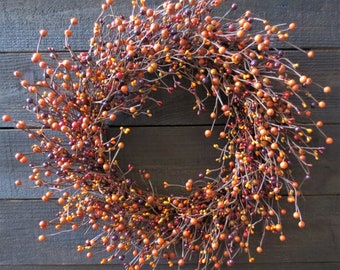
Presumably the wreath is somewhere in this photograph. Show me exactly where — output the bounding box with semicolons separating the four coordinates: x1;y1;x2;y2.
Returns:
2;0;333;269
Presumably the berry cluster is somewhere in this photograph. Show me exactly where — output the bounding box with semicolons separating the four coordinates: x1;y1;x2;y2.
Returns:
2;0;333;269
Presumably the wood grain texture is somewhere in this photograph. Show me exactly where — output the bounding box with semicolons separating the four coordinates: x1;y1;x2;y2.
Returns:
2;264;340;270
0;50;339;127
1;0;339;269
1;264;340;270
0;0;339;52
0;125;339;199
0;196;339;266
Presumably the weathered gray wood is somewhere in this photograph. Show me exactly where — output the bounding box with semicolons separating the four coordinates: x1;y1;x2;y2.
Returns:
1;264;340;270
2;264;340;270
1;0;339;269
0;0;339;52
0;196;339;265
0;50;339;127
0;125;339;199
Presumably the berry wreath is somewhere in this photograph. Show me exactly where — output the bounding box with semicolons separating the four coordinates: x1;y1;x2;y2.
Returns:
2;0;333;269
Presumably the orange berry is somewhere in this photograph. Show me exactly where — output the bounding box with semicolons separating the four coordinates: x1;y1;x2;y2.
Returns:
204;129;212;137
2;114;11;122
210;112;217;119
190;217;197;225
253;194;260;201
39;29;48;37
120;85;129;93
129;106;137;113
178;258;185;266
31;52;41;63
111;194;119;201
70;17;78;25
270;142;279;150
279;161;288;169
58;197;66;204
61;59;71;69
307;50;315;58
18;156;28;163
39;61;47;69
323;86;332;94
146;195;154;204
325;137;333;145
266;108;275;116
157;237;165;245
15;179;22;186
298;220;306;228
103;163;110;171
144;172;151;180
289;22;296;30
64;29;72;37
219;131;226;139
218;46;226;54
318;101;326;108
39;220;48;229
275;223;283;232
211;241;219;250
13;70;22;77
16;120;26;129
15;152;23;160
293;211;300;219
254;34;263;43
316;121;323;127
109;114;117;121
38;235;46;241
279;234;286;241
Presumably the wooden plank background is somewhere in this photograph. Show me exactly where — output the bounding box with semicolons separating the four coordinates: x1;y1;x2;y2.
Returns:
0;0;339;269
